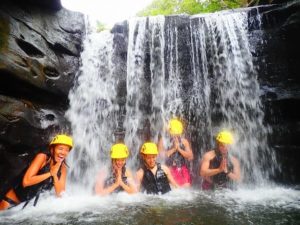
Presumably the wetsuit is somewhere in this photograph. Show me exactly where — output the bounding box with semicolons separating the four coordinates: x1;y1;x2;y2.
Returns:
2;154;61;207
166;137;191;186
104;166;128;193
141;163;171;195
202;151;234;190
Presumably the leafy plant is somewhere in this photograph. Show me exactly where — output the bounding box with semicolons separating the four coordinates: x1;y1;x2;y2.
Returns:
137;0;249;16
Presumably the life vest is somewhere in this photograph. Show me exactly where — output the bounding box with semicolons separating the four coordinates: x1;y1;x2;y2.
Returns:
166;137;187;168
12;153;62;207
141;163;171;195
209;150;234;188
104;166;128;193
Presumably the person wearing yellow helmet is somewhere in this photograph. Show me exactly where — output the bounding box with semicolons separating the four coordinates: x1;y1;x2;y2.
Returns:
199;130;241;190
94;143;136;195
0;134;73;210
158;118;194;187
136;142;178;194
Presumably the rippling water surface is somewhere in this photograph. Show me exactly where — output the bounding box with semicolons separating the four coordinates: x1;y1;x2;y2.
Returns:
1;186;299;225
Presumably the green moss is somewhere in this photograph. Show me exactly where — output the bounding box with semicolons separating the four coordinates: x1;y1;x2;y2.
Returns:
0;16;9;52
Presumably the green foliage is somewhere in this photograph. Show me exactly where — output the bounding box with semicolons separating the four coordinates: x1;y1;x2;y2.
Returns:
137;0;248;17
96;20;107;32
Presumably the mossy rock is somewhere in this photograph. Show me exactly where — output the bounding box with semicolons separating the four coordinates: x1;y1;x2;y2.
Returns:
0;15;9;52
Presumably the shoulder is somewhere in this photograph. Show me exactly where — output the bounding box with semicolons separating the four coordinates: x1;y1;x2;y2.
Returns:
136;168;144;179
203;150;215;160
161;164;170;173
31;153;48;164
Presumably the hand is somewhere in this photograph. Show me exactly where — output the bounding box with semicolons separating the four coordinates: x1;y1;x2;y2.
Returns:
50;161;62;177
219;158;228;173
174;137;180;150
115;169;122;186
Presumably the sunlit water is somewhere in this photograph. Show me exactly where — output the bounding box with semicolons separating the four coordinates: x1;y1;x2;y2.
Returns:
1;7;300;225
1;187;300;224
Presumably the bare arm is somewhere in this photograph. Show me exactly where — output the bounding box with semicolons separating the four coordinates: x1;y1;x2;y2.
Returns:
162;165;178;188
22;153;52;187
200;152;223;177
135;169;144;192
94;171;119;196
119;169;137;194
227;156;241;182
52;163;67;196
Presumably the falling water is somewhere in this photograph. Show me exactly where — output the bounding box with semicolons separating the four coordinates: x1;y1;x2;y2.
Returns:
66;11;277;189
2;10;299;225
189;12;277;184
66;30;120;191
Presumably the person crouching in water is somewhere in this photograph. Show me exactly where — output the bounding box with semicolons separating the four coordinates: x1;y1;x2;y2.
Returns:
0;134;73;210
94;143;136;195
158;118;194;187
136;142;178;195
200;130;241;190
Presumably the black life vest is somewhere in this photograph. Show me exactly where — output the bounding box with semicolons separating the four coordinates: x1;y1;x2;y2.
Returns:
104;166;128;193
209;151;234;188
141;163;171;195
13;154;62;204
166;137;187;167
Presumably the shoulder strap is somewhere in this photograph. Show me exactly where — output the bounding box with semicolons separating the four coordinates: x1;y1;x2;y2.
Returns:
157;163;161;170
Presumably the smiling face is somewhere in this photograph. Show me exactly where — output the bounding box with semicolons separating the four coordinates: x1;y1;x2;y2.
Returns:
142;154;157;169
112;158;126;170
51;144;71;163
217;141;230;155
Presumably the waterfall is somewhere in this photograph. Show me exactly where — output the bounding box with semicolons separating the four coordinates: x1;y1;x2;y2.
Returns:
66;10;277;191
66;30;120;191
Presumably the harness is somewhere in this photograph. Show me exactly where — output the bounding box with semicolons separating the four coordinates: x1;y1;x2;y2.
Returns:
167;137;187;168
104;166;128;193
141;163;171;195
209;150;234;188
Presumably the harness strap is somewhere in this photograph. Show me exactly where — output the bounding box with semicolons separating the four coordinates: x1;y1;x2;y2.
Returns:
2;196;18;206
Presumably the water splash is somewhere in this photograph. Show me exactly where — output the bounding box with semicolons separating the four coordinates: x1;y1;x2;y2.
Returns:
66;10;277;190
66;30;119;191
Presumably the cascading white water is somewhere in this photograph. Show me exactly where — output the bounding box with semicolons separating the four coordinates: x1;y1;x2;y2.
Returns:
66;30;120;191
123;17;148;168
3;9;299;225
66;10;277;190
190;12;276;184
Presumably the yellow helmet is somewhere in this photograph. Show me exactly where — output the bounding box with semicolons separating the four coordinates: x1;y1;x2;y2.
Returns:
216;131;234;145
169;118;183;135
140;142;158;155
110;143;129;159
50;134;73;149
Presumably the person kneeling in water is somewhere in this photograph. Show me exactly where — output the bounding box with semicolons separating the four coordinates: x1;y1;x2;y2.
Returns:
158;118;194;187
95;143;136;195
136;142;178;195
0;134;73;210
200;130;241;190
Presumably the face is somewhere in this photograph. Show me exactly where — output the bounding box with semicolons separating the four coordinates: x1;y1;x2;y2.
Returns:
51;144;71;163
143;154;157;169
112;158;126;170
217;142;230;155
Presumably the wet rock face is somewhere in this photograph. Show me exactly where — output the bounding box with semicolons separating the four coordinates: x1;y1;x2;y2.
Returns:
248;1;300;184
0;0;84;197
